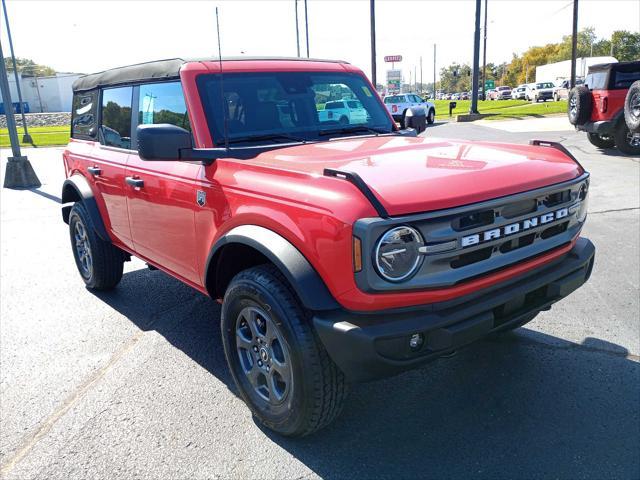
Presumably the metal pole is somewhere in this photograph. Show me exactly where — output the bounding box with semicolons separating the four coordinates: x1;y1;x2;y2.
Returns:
570;0;578;88
420;56;423;95
481;0;488;100
1;39;41;188
414;66;416;92
303;0;309;58
2;0;31;143
295;0;300;57
470;0;481;114
433;44;436;100
370;0;377;88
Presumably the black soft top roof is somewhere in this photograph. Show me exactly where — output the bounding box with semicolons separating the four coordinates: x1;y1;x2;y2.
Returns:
72;56;349;92
588;60;640;74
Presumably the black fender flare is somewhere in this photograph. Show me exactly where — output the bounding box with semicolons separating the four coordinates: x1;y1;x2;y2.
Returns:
61;175;110;241
205;225;340;312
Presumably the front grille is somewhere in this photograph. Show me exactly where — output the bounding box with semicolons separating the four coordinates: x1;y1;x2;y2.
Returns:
353;174;589;293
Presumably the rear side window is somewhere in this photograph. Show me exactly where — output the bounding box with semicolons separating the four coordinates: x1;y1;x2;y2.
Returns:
138;82;191;131
71;90;98;139
613;70;640;89
585;72;608;90
325;102;345;109
100;86;133;149
384;96;403;104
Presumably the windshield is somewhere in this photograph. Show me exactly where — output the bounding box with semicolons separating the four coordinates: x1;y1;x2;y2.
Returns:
536;82;554;88
197;71;393;145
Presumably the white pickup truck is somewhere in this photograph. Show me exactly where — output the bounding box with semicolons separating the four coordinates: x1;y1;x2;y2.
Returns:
383;93;436;128
318;99;368;125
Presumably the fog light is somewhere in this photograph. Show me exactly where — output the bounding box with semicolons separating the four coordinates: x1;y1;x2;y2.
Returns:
409;333;424;350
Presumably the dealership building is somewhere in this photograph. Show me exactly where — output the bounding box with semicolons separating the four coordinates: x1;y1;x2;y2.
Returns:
0;72;82;113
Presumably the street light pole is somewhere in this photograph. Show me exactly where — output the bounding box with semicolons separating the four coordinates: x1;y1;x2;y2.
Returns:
470;0;482;114
0;40;41;189
303;0;309;58
570;0;578;88
433;44;436;100
370;0;377;88
481;0;488;100
295;0;300;57
1;0;32;144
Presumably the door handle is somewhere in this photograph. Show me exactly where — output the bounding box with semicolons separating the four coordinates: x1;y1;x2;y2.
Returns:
87;166;102;176
125;176;144;188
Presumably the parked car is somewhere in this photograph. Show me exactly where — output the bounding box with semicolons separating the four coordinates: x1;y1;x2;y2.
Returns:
62;57;595;436
318;99;368;125
492;86;512;100
569;60;640;155
527;82;555;102
383;93;436;127
511;85;527;100
485;89;497;100
553;78;584;101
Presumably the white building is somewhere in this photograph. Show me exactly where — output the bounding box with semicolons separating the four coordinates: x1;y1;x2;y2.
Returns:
1;72;82;113
535;56;618;84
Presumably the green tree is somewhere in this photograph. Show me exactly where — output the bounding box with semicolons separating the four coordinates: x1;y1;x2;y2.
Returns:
609;30;640;61
3;57;56;76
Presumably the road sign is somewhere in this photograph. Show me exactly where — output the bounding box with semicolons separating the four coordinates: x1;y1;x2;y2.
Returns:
384;55;402;63
484;79;495;90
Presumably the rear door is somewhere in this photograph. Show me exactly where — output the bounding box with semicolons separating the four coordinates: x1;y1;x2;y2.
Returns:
124;81;201;285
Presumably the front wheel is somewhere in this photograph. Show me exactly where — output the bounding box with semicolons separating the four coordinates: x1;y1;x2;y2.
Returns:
427;108;435;124
614;121;640;155
587;132;615;149
221;265;347;436
68;202;124;290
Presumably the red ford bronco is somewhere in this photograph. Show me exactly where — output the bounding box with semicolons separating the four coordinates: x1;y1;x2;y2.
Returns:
62;57;595;436
568;60;640;155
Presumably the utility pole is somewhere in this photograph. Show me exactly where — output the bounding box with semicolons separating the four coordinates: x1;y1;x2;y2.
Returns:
420;56;423;95
304;0;309;58
370;0;377;88
470;0;481;114
2;0;31;143
570;0;578;88
481;0;488;100
433;44;436;100
1;40;41;189
414;66;417;92
295;0;300;57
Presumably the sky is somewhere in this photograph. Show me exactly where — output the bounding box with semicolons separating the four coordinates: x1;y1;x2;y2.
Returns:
2;0;639;83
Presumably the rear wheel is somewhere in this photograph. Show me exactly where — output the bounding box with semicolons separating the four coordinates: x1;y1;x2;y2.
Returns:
614;121;640;155
68;202;124;290
221;265;347;437
427;108;435;124
587;132;615;149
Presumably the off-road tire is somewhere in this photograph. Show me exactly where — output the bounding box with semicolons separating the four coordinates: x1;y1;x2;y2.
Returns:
339;116;349;126
614;120;640;156
587;132;615;149
624;80;640;133
68;202;124;290
400;110;407;129
567;86;592;125
221;264;347;437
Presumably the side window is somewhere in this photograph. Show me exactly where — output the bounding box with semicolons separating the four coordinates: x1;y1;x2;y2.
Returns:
71;90;98;139
138;82;191;131
100;86;133;149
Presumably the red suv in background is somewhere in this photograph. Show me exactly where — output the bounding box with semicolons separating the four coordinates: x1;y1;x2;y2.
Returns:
568;61;640;155
62;57;595;436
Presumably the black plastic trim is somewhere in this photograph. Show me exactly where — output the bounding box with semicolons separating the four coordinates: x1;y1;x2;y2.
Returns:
323;168;389;218
529;139;585;171
205;225;339;311
61;176;110;241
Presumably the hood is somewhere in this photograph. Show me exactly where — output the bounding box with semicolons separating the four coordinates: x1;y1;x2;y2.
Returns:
244;136;583;216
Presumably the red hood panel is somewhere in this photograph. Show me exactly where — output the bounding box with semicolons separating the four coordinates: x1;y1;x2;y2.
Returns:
245;136;582;216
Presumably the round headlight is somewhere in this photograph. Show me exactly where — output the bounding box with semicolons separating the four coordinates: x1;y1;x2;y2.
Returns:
375;226;424;282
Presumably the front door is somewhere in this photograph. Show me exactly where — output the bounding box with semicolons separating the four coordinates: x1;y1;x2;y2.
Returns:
124;81;201;285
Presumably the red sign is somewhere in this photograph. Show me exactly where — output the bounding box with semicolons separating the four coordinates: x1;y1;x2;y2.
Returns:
384;55;402;63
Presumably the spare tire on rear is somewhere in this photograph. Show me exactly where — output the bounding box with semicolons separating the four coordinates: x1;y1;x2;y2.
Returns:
568;86;592;125
624;80;640;133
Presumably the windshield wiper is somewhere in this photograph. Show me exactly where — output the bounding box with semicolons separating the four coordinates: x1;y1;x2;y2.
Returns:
318;125;391;137
227;133;307;145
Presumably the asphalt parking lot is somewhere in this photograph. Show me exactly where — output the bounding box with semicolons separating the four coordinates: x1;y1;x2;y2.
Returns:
1;118;638;479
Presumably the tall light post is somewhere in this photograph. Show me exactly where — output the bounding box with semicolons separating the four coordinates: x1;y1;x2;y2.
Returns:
470;0;482;114
570;0;578;88
1;0;31;143
433;44;437;100
1;40;41;189
370;0;377;88
303;0;309;57
481;0;488;100
294;0;300;57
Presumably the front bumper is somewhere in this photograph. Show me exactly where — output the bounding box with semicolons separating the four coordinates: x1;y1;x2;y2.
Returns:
576;121;613;134
314;238;595;382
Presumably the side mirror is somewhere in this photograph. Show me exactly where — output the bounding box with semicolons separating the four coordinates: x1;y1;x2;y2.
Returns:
137;124;192;161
